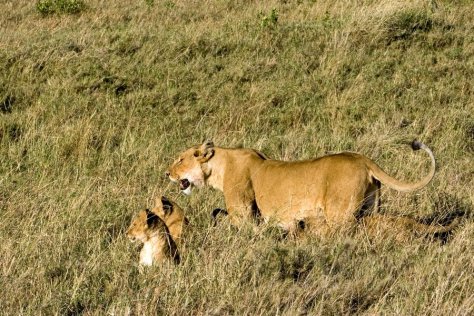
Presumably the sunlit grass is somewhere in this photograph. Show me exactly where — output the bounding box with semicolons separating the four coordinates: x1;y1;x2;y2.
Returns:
1;0;473;314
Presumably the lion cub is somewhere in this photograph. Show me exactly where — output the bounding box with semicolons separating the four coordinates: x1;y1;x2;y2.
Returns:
150;196;188;245
126;196;188;266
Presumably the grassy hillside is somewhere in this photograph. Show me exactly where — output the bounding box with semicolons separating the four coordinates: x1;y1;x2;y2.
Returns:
1;0;473;314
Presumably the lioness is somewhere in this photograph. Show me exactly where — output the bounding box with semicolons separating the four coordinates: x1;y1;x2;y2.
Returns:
166;140;443;236
127;208;180;266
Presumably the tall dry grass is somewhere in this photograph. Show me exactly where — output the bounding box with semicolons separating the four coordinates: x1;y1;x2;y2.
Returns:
1;0;473;314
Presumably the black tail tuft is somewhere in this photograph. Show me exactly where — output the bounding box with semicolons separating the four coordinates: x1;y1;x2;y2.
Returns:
411;139;423;151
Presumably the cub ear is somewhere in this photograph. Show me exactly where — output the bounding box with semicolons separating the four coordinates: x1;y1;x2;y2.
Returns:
161;196;174;216
145;208;159;227
196;139;215;162
154;196;163;209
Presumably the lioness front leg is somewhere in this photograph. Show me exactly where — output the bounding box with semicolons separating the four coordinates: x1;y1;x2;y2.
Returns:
223;191;257;227
226;203;256;227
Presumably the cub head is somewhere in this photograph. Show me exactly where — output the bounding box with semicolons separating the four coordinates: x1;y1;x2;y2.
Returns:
166;140;214;195
153;196;176;220
126;209;162;243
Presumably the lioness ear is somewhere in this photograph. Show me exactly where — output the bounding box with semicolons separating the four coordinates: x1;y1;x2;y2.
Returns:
197;140;215;162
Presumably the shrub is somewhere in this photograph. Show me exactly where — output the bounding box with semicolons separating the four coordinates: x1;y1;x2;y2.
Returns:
36;0;85;16
260;8;278;28
383;9;433;43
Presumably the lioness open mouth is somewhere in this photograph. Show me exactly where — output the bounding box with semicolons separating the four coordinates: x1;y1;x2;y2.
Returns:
179;179;190;191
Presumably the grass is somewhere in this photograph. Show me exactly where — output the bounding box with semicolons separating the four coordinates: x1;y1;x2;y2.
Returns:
1;0;473;314
36;0;86;16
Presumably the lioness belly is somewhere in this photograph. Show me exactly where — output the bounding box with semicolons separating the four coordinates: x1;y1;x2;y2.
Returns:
255;181;324;221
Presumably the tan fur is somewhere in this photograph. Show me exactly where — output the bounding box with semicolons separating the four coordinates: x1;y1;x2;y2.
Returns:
151;196;188;244
166;140;445;236
360;215;459;242
126;209;180;266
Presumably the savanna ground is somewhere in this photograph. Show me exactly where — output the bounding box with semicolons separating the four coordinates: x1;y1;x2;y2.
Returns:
1;0;473;314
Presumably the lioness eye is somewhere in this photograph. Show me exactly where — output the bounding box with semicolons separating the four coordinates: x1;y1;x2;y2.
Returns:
193;151;199;157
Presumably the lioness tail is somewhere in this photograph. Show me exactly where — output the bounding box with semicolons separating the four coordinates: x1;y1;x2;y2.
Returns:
368;140;436;192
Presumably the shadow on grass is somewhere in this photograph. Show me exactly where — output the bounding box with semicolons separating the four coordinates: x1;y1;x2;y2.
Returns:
417;193;472;243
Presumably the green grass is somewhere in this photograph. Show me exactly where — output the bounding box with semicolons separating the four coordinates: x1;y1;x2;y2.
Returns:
36;0;86;16
1;0;473;314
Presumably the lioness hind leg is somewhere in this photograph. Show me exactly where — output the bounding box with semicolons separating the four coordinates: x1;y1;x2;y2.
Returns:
324;194;360;228
357;180;381;219
323;172;369;225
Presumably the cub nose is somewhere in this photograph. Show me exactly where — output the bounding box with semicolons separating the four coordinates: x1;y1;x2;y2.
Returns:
165;171;170;178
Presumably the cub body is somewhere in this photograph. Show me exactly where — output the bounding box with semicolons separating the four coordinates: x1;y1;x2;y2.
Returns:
127;196;187;266
127;208;179;266
151;196;188;244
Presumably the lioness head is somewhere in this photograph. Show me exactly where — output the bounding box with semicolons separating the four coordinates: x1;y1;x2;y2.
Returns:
166;140;214;195
126;209;162;243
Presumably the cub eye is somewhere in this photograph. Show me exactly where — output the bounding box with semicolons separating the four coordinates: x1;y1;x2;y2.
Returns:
177;158;183;165
193;151;199;157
